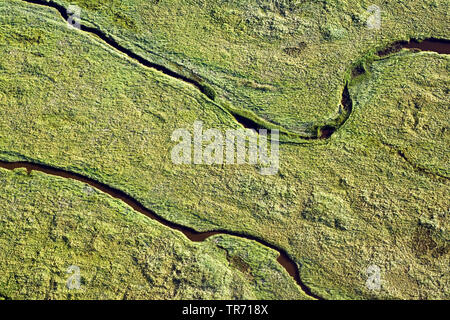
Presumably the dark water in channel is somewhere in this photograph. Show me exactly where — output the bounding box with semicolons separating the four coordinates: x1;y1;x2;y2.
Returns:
6;0;450;299
0;160;320;299
403;39;450;54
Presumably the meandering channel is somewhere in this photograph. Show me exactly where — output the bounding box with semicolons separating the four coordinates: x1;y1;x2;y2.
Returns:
19;0;450;141
0;160;323;300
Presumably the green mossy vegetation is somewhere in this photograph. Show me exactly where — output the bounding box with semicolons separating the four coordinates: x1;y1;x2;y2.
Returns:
0;0;448;299
34;0;449;134
0;168;308;299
